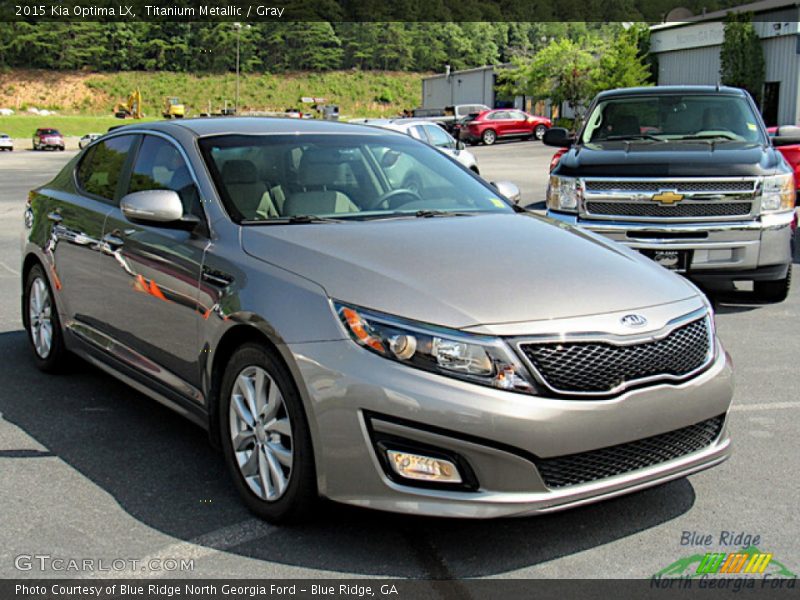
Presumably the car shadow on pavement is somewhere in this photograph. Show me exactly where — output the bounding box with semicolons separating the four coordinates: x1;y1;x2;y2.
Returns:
0;329;696;578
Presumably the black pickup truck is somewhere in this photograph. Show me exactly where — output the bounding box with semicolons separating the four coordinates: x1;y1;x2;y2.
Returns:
544;86;796;302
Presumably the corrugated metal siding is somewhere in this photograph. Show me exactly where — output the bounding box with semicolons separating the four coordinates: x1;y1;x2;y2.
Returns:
658;46;722;85
761;34;800;124
656;37;799;125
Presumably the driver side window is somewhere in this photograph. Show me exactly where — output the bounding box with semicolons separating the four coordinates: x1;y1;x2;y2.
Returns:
128;136;202;217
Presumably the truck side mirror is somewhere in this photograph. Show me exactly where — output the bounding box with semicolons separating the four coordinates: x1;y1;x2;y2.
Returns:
543;128;574;148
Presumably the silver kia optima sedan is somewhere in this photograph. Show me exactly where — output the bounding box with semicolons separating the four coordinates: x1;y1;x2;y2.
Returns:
22;118;733;522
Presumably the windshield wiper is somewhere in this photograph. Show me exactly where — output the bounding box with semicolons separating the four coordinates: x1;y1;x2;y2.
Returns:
357;210;477;221
242;215;345;225
674;133;740;141
605;134;663;142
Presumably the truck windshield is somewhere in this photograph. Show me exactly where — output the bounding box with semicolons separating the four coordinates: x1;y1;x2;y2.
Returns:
581;94;765;144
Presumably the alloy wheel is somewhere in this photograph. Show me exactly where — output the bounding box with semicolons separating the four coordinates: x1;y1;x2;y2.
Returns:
229;365;293;501
28;276;53;359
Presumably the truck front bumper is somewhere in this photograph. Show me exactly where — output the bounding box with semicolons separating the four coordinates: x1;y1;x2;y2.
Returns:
547;210;795;284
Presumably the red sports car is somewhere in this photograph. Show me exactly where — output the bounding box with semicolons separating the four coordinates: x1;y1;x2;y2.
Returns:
459;109;551;146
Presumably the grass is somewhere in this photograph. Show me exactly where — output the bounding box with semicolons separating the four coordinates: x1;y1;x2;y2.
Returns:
0;114;159;138
1;69;425;121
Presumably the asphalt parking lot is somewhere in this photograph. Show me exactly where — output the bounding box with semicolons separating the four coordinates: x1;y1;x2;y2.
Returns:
0;140;798;582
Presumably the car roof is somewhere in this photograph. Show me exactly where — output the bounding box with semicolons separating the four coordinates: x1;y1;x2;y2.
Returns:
596;85;747;100
110;117;393;138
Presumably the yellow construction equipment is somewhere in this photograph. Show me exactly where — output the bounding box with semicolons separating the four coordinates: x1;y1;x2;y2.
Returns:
163;97;185;119
113;89;143;119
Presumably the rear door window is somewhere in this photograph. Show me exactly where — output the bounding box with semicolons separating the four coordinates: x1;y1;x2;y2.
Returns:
76;135;136;203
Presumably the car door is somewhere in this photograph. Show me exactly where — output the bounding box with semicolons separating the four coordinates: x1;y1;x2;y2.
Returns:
508;111;529;136
98;133;207;402
48;135;136;332
488;111;511;137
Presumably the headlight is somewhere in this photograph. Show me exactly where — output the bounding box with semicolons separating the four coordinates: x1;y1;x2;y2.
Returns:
760;173;796;212
546;175;581;212
334;302;535;394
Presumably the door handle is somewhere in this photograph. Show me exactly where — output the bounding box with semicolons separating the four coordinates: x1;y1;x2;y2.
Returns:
47;211;62;223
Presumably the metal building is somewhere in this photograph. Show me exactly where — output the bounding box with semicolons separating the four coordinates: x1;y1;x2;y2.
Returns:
650;0;800;126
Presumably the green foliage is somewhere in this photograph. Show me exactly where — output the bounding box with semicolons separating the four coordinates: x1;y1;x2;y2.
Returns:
500;25;652;119
591;26;652;95
720;12;765;104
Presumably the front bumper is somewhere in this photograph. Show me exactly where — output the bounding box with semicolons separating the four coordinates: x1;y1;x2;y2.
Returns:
547;210;794;283
288;334;733;518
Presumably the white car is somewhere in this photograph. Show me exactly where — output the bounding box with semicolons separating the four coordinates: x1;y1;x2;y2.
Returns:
78;133;102;149
0;133;13;151
363;119;480;174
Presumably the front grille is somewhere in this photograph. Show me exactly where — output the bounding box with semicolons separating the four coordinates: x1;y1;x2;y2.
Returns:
584;180;755;193
519;317;711;395
534;415;724;489
586;201;752;218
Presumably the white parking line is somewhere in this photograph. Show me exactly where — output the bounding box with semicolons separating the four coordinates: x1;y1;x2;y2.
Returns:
0;260;19;276
88;518;274;579
730;401;800;412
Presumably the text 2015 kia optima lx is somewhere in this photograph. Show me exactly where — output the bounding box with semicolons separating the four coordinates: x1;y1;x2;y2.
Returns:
21;118;733;522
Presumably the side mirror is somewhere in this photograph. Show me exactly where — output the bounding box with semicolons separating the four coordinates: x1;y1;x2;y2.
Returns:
456;139;466;151
493;181;522;205
121;190;185;225
381;150;402;168
542;127;574;148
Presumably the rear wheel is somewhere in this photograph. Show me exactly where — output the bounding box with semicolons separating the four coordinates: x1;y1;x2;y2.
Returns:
219;343;317;523
753;265;791;303
24;264;69;372
481;129;497;145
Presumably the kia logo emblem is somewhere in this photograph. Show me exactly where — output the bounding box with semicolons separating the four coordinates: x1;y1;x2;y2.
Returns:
620;314;648;328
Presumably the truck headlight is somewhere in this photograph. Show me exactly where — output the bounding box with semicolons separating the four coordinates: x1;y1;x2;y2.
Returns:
760;173;796;212
546;175;581;212
334;302;535;394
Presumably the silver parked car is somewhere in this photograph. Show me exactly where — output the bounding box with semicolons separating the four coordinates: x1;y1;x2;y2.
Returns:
361;119;480;174
78;132;102;149
22;118;733;523
0;133;13;151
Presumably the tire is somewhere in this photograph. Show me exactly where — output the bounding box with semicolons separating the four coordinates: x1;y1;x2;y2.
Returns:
219;343;317;523
481;129;497;145
753;265;791;303
24;264;69;372
534;124;547;140
59;146;65;151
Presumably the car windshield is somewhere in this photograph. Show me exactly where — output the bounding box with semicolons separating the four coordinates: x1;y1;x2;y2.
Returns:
39;129;60;135
581;94;766;144
199;133;511;223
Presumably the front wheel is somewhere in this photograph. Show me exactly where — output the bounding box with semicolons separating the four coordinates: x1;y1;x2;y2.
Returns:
753;265;791;303
481;129;497;145
24;264;69;372
534;124;548;140
219;343;317;523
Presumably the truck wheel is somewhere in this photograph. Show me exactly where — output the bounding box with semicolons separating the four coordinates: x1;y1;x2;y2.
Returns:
482;129;497;145
753;265;791;303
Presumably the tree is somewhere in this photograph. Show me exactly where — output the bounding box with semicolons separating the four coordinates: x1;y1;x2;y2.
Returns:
720;12;765;105
500;38;595;119
591;26;652;95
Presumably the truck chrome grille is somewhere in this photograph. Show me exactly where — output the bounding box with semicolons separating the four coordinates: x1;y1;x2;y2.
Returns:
584;180;755;193
586;201;752;218
519;317;712;395
581;178;757;221
534;415;724;489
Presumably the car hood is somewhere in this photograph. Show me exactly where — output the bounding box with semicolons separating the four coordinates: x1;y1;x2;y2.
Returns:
556;141;783;177
241;213;698;330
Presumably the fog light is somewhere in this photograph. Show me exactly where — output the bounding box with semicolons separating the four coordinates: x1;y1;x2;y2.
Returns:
385;450;462;483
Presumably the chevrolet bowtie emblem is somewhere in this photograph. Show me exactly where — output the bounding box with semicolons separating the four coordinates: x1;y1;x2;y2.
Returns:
651;191;684;205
